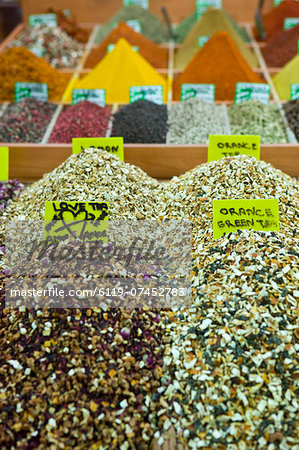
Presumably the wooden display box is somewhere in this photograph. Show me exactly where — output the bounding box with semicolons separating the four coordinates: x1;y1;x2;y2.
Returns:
0;21;298;182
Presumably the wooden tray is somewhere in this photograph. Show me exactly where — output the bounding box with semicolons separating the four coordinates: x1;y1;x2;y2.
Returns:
0;22;298;182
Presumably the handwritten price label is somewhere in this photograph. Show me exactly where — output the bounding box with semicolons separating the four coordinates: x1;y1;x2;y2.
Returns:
44;201;109;243
213;199;279;239
72;137;124;161
208;135;260;162
0;147;9;181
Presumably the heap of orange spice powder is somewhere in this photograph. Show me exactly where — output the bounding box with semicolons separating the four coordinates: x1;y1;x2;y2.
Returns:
172;31;263;101
0;47;71;101
85;22;168;69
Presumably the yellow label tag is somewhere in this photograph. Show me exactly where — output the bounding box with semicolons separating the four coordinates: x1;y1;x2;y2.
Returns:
72;137;124;161
0;147;9;181
213;199;279;239
44;201;109;243
208;135;260;162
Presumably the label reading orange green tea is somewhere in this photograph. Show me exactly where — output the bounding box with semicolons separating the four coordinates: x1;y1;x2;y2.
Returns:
129;85;163;104
181;84;215;103
291;84;299;100
107;44;138;53
284;17;299;30
235;83;270;104
72;89;106;106
198;36;210;48
29;13;57;27
126;20;142;33
213;199;279;239
15;82;48;102
208;135;260;162
124;0;149;8
72;137;124;161
44;201;108;243
196;0;222;19
0;147;9;181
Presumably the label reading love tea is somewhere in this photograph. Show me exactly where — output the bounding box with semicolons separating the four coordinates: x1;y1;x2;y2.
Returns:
126;20;142;33
208;135;260;162
107;44;139;53
0;147;9;181
198;36;210;48
15;82;48;102
44;201;108;243
213;199;279;239
196;0;222;19
181;84;215;103
72;89;106;106
124;0;149;8
291;83;299;100
284;17;299;30
130;85;163;104
235;83;270;104
29;13;57;27
72;137;124;161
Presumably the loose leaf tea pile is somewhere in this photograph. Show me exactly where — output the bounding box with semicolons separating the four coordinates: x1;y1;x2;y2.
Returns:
175;8;258;69
112;100;168;144
8;25;83;69
95;5;169;44
3;149;159;221
168;98;228;144
49;101;111;143
228;100;288;144
0;98;56;143
0;179;23;216
85;22;168;69
172;31;263;101
0;47;70;101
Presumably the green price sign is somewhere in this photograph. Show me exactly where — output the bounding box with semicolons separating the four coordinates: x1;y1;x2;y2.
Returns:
29;13;57;27
15;82;48;102
72;89;106;106
181;84;215;103
129;85;163;104
234;83;270;104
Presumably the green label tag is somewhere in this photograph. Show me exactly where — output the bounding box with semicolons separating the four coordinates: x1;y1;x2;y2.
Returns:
107;44;138;53
0;147;9;181
129;85;163;104
284;17;299;30
72;137;124;161
29;45;45;57
213;199;279;239
123;0;149;8
290;83;299;100
29;13;57;27
44;201;108;243
15;82;48;102
180;84;215;103
208;135;260;162
72;89;106;106
198;36;210;48
196;0;222;19
126;20;142;33
234;83;270;104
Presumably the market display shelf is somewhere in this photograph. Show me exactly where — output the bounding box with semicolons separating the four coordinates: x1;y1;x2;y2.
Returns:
5;144;299;182
0;22;298;181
